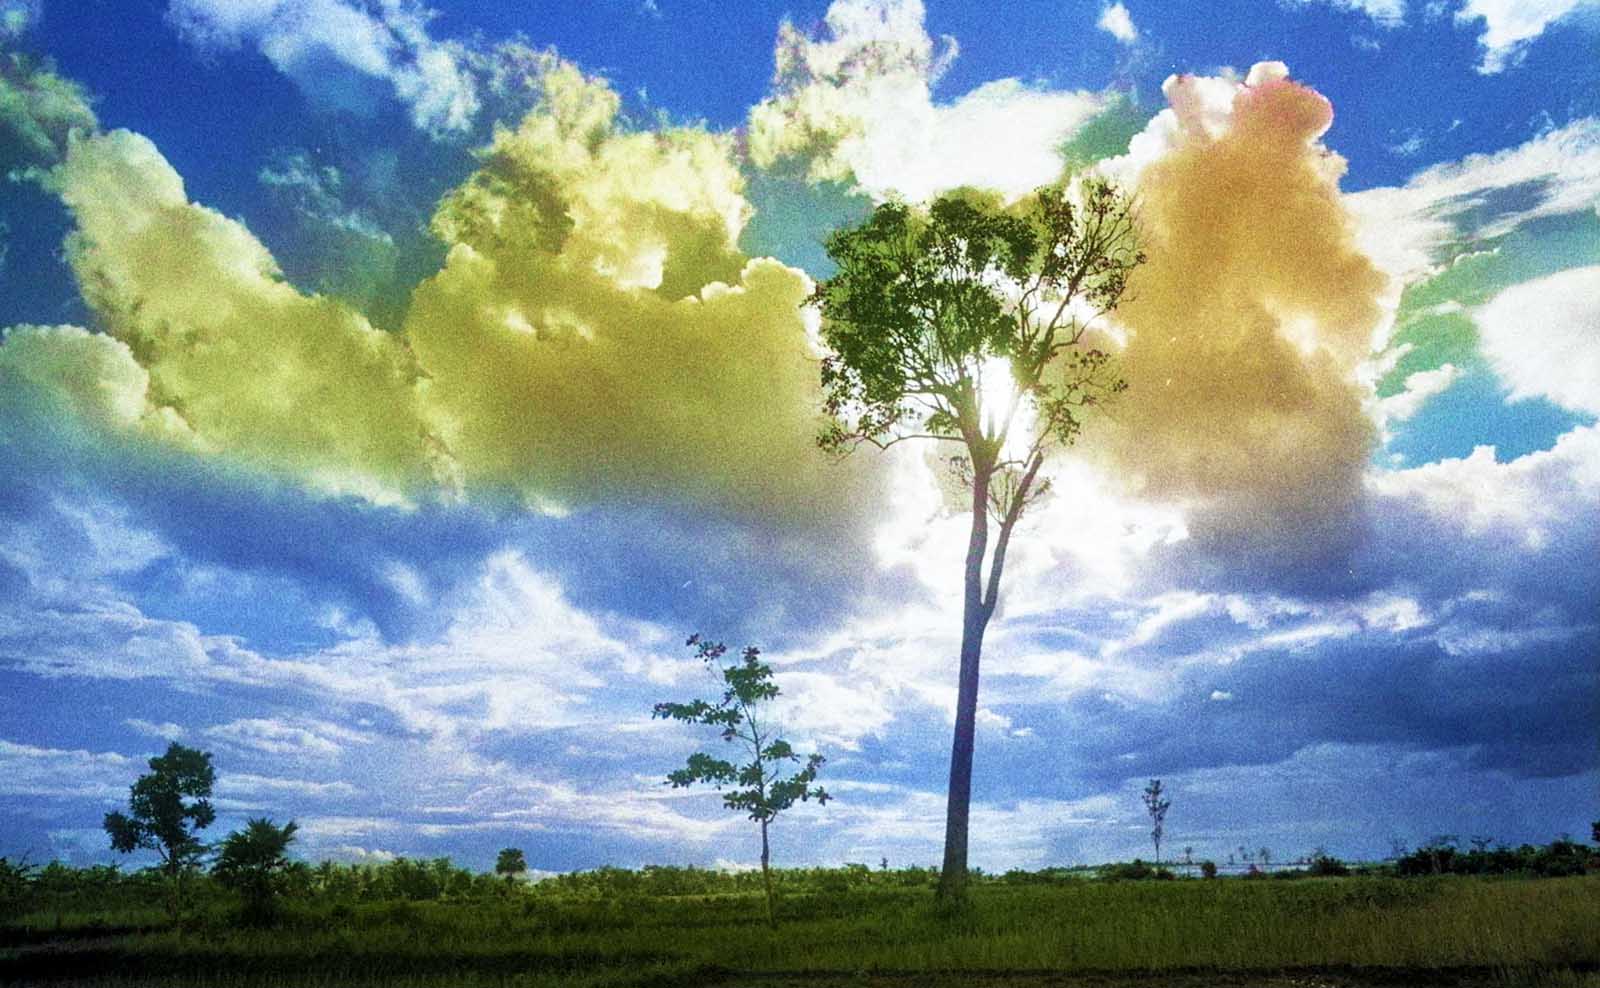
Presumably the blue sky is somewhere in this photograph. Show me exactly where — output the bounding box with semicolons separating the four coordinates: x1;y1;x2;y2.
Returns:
0;0;1596;875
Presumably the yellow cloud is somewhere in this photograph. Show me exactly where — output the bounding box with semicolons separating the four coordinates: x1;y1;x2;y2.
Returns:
1087;64;1390;549
409;63;876;518
0;324;190;443
50;130;450;504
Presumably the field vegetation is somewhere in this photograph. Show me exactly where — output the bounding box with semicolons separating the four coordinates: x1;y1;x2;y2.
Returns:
3;843;1597;987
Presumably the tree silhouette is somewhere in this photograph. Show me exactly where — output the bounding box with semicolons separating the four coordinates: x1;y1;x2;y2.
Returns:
811;180;1142;901
1143;779;1171;867
213;817;298;921
495;847;527;890
653;634;830;926
103;741;216;923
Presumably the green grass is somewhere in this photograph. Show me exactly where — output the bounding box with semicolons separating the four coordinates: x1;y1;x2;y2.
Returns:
4;875;1597;986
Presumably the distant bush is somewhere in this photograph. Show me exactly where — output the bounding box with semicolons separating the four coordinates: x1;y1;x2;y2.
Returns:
1200;860;1217;879
1308;854;1350;877
1394;837;1595;878
1099;860;1174;881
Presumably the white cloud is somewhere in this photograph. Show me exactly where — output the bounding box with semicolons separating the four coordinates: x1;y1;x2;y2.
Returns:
1377;362;1461;426
167;0;480;135
1097;3;1139;43
0;739;131;800
124;718;186;741
1475;266;1600;415
1455;0;1599;72
748;0;1106;201
202;717;369;758
1283;0;1406;26
1347;117;1600;280
1366;424;1600;549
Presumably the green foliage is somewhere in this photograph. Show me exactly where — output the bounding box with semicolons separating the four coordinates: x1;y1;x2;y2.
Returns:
103;741;216;922
652;635;830;826
812;181;1141;901
1394;836;1596;878
495;848;527;884
653;634;830;926
103;742;216;870
8;871;1596;985
212;818;299;921
812;180;1139;464
1200;860;1218;880
1308;853;1351;877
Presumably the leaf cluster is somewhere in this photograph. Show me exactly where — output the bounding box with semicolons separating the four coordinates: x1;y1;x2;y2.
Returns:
212;818;299;901
811;179;1141;481
103;742;217;870
652;634;830;823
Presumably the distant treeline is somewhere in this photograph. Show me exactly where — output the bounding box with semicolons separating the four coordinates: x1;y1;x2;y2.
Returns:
3;833;1595;925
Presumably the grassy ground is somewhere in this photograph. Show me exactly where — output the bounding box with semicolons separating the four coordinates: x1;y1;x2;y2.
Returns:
3;875;1597;987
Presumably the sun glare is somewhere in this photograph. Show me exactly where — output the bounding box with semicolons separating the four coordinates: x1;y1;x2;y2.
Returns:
977;356;1035;462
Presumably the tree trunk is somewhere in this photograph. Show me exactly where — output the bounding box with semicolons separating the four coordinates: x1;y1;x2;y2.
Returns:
759;818;775;928
937;464;995;904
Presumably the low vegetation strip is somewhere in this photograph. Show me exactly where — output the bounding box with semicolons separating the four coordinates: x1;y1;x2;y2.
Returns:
3;874;1597;986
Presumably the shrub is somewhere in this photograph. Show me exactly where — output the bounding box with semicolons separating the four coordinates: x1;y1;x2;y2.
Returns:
1200;860;1217;879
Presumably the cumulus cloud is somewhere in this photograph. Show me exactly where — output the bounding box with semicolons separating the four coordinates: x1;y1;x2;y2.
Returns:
46;129;451;504
1346;117;1600;280
747;0;1106;202
1475;266;1600;415
1097;3;1139;43
168;0;479;136
0;51;97;171
1455;0;1599;72
1088;63;1389;564
0;324;193;446
408;61;879;519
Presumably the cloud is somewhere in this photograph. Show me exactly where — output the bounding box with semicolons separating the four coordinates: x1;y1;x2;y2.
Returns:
124;719;186;741
1475;266;1600;415
747;0;1107;202
408;61;881;519
167;0;479;136
0;0;38;38
1454;0;1600;72
1346;117;1600;280
1089;63;1389;569
0;51;97;172
0;739;131;800
44;129;451;504
1377;362;1461;427
202;717;367;758
1282;0;1406;26
0;324;194;449
1097;3;1139;44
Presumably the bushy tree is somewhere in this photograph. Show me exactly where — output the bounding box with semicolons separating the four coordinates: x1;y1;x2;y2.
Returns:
653;634;830;927
812;180;1142;900
495;847;527;890
103;741;216;922
212;817;298;922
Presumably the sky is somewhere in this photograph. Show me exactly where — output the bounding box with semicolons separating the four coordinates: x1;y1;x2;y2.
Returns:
0;0;1596;876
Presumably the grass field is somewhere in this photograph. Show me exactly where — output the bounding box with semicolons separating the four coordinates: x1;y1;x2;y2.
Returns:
4;874;1598;987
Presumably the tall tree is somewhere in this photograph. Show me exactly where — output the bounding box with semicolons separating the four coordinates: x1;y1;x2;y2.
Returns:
1143;778;1171;867
103;741;216;922
811;180;1142;901
653;634;831;927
